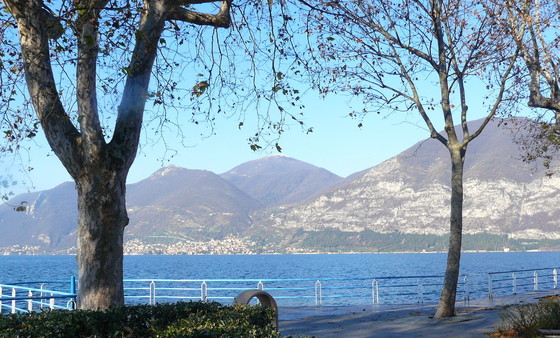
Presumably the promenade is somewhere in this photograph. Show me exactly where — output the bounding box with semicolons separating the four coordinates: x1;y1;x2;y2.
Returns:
279;291;559;337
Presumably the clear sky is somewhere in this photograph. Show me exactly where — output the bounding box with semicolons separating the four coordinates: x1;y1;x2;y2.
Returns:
2;91;444;197
0;2;521;199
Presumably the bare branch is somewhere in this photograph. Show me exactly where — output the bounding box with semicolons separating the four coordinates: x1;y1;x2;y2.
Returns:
75;0;110;160
110;0;167;170
167;0;231;28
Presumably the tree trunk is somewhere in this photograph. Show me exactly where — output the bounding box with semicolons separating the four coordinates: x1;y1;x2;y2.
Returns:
434;145;465;318
76;168;129;309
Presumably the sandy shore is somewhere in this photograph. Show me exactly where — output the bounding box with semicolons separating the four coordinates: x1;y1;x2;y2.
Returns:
279;291;559;337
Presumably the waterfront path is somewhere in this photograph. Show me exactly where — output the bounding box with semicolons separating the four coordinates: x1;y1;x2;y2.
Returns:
279;290;559;337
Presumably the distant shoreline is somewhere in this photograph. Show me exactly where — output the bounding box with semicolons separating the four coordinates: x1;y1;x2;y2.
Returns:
2;249;560;256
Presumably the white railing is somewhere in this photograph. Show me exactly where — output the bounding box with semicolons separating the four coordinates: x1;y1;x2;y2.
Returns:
488;268;558;299
2;268;558;313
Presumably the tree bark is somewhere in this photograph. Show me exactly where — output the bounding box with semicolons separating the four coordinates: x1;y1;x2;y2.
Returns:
434;144;465;318
76;169;128;309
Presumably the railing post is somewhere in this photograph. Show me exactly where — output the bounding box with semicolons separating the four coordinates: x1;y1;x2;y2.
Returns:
417;279;423;303
70;276;76;296
50;293;55;310
463;275;470;305
70;276;76;309
149;281;156;305
254;281;265;305
554;268;558;289
512;273;517;295
40;283;45;310
201;281;208;303
372;279;379;304
0;286;3;314
27;290;33;312
534;271;539;291
11;288;16;314
10;288;16;314
488;274;493;299
315;280;322;306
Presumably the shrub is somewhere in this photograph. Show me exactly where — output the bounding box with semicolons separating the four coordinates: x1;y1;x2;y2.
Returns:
495;298;560;337
0;301;278;337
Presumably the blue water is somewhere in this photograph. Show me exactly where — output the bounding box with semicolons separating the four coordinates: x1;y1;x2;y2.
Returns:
1;252;559;306
2;252;559;282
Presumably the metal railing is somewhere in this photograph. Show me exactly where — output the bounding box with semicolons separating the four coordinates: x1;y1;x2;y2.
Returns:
122;275;464;307
488;267;558;299
2;267;558;313
0;277;76;314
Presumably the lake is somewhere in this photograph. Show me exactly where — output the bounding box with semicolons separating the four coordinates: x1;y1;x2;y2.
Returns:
1;252;559;306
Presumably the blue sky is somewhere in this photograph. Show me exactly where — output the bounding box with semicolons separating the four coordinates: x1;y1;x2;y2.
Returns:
0;3;516;198
0;71;515;199
2;91;437;197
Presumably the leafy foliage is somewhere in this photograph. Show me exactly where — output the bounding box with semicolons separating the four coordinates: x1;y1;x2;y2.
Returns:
0;301;277;337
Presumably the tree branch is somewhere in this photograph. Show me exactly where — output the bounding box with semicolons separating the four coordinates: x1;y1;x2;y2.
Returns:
110;0;167;170
2;0;82;177
75;0;109;161
465;49;519;144
167;0;231;28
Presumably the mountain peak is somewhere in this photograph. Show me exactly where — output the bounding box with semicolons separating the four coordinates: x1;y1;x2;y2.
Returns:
221;156;342;206
262;153;289;159
154;165;185;177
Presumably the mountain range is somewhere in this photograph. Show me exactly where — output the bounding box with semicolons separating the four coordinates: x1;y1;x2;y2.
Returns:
2;118;560;254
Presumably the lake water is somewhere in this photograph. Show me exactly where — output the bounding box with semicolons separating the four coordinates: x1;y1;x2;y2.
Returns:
1;252;559;306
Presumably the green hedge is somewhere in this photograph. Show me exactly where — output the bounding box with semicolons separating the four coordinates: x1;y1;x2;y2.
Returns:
0;301;278;337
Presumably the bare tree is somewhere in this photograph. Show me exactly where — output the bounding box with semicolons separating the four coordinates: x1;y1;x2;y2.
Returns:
0;0;302;309
300;0;518;317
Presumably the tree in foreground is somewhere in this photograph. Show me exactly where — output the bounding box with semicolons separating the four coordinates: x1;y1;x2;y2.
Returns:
301;0;518;317
0;0;301;309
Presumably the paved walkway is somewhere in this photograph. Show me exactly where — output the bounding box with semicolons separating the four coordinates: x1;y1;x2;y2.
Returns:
279;291;559;337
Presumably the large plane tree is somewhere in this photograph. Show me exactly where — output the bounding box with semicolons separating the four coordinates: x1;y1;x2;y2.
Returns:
0;0;301;309
300;0;518;317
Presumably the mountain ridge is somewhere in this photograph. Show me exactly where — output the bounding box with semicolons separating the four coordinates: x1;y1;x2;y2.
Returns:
2;117;560;254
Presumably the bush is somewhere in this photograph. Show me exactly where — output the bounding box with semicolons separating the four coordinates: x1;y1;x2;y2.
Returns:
495;297;560;337
0;301;278;337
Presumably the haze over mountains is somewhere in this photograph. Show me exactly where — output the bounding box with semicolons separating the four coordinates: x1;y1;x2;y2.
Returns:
2;118;560;254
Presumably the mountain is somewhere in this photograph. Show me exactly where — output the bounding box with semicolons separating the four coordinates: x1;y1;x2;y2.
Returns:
2;118;560;255
0;158;341;254
0;182;77;253
0;166;265;254
125;166;262;243
220;154;343;207
255;118;560;250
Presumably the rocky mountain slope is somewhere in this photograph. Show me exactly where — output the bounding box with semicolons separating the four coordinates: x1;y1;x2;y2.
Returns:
257;119;560;242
